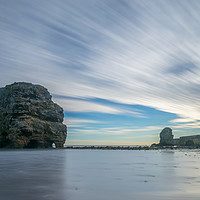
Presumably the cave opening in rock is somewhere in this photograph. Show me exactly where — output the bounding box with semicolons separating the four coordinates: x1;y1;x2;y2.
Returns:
26;140;40;148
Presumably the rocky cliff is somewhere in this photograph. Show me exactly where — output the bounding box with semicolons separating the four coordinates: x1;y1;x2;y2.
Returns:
179;135;200;147
0;82;67;148
151;127;200;148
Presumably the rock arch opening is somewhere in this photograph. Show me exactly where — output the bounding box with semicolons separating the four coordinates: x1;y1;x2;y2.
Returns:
52;142;56;148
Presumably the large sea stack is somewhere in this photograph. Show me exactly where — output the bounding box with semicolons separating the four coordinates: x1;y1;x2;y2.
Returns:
0;82;67;148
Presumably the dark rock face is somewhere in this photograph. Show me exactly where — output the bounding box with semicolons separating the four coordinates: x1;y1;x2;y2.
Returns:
179;135;200;147
159;127;174;146
0;82;67;148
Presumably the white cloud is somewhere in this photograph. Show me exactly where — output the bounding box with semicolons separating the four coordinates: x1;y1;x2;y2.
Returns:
170;118;197;123
171;122;200;129
53;96;146;117
53;98;121;113
63;118;100;127
66;118;100;124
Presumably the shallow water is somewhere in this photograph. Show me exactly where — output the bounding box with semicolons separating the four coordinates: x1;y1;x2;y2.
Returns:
0;149;200;200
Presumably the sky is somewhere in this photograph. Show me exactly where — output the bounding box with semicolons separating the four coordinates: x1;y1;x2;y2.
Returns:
1;0;200;146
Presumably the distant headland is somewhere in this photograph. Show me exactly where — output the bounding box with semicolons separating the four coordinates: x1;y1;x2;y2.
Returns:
0;82;67;148
151;127;200;148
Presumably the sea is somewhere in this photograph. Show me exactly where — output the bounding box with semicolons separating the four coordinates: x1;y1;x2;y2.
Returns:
0;149;200;200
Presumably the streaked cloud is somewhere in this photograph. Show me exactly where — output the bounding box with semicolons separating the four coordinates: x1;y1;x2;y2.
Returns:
69;125;162;136
170;118;196;123
54;98;121;114
54;96;146;118
64;118;100;128
1;0;200;144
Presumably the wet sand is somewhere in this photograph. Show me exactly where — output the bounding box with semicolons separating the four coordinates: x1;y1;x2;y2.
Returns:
0;149;200;200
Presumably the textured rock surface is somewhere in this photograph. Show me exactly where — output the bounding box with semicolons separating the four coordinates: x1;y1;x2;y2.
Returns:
0;82;67;148
159;127;174;146
179;135;200;147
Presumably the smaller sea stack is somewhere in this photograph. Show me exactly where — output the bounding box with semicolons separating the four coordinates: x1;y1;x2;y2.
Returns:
159;127;173;146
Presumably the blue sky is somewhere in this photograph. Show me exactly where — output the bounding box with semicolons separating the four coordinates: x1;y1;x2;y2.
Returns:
1;0;200;145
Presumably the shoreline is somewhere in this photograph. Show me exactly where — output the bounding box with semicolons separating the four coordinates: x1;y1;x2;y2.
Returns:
64;145;200;150
0;145;200;151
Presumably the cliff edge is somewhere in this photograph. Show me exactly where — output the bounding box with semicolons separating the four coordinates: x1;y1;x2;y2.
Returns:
0;82;67;148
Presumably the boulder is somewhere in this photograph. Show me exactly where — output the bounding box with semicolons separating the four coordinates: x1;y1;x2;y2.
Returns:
159;127;173;146
0;82;67;148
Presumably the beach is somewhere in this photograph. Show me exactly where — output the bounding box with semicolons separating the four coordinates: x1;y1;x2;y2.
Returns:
0;149;200;200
